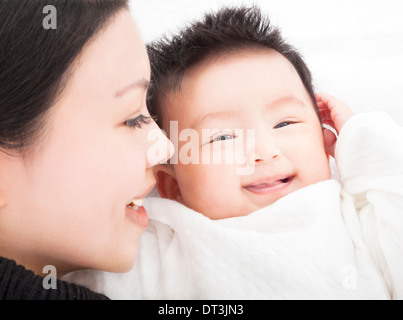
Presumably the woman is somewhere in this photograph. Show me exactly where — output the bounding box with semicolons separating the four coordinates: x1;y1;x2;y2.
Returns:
0;0;173;299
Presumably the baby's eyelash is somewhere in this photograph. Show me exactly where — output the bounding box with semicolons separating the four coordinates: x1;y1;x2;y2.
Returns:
126;114;153;129
274;121;298;129
210;133;237;143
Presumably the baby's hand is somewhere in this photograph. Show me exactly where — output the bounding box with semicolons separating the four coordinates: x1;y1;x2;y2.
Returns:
315;93;355;157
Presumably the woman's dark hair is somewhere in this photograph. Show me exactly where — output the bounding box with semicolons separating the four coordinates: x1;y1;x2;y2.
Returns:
0;0;128;155
147;6;320;128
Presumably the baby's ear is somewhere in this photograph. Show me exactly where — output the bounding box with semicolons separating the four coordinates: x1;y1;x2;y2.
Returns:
153;164;183;202
321;123;338;158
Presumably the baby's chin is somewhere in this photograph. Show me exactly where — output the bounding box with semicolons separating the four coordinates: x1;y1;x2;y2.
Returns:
201;179;319;220
198;197;283;220
193;194;290;220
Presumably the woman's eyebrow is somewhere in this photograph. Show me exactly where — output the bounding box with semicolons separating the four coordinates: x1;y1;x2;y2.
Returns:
115;78;150;99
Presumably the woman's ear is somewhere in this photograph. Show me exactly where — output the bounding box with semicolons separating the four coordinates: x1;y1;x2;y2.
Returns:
153;164;183;202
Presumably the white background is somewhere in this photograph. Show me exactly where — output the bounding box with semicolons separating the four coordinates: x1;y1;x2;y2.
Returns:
129;0;403;125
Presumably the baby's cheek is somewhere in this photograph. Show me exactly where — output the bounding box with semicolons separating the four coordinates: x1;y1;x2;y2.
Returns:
299;153;331;185
203;165;242;216
177;164;228;217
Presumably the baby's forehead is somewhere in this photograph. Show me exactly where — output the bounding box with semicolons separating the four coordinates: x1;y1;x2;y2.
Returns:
185;47;298;80
161;49;313;129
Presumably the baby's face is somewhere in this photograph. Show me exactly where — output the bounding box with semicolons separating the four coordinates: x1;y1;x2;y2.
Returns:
162;48;331;219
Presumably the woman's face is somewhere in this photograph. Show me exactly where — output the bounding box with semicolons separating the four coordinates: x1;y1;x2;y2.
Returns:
0;11;173;275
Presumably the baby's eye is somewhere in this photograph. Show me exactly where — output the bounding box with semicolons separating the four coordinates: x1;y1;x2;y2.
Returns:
211;133;235;143
274;121;296;129
125;114;152;129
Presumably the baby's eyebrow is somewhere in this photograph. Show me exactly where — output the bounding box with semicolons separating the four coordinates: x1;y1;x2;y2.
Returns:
192;95;307;128
192;110;237;128
267;95;307;110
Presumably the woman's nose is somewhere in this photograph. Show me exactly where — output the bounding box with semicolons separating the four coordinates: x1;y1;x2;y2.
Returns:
146;123;175;167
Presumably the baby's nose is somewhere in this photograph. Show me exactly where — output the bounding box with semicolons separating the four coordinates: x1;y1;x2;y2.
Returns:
250;137;281;165
254;152;279;163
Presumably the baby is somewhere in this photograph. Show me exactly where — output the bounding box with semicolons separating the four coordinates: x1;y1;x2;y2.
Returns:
64;6;403;299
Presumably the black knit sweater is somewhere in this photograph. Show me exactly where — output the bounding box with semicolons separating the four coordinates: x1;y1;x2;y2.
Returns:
0;256;109;300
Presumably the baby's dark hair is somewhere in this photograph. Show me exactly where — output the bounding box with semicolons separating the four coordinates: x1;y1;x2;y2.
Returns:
147;6;320;128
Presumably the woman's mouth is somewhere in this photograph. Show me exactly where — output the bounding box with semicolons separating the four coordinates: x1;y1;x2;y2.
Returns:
243;175;295;195
126;198;148;228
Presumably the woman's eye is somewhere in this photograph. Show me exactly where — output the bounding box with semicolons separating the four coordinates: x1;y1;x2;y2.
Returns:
125;114;152;129
211;134;235;143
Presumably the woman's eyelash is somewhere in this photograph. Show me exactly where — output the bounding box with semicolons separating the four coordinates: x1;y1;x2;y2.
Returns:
125;114;153;129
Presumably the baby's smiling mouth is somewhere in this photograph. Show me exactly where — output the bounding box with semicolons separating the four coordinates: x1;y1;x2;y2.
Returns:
243;175;295;194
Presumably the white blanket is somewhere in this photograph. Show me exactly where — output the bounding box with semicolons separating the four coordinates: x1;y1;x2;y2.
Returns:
64;112;403;299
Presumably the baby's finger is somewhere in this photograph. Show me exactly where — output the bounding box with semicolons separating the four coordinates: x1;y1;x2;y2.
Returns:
316;101;325;110
316;100;332;123
315;93;339;111
315;92;355;132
